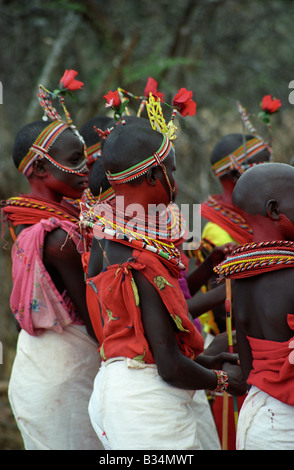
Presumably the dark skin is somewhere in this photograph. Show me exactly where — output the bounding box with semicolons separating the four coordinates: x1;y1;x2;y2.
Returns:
233;269;294;384
230;162;294;385
17;128;96;340
193;149;273;332
186;243;235;318
90;149;246;395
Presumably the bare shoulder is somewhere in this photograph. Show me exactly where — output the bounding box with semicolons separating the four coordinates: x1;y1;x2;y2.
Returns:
43;227;78;261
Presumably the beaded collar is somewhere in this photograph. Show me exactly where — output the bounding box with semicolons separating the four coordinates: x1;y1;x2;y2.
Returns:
80;200;185;271
215;240;294;279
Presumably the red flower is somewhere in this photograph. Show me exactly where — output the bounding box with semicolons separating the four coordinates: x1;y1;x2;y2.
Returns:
261;94;282;114
173;88;196;116
103;90;121;109
59;69;84;91
144;77;164;101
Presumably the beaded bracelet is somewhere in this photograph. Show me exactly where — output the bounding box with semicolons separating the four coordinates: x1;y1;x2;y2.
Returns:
213;369;229;393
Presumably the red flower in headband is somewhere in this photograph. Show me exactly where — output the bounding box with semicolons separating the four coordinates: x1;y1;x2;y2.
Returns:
173;88;196;117
144;77;164;101
261;94;282;114
104;90;121;109
59;69;84;91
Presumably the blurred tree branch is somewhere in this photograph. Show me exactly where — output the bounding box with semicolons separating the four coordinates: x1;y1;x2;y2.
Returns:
25;11;79;123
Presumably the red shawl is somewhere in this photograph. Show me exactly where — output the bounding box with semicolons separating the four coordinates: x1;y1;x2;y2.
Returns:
83;248;204;362
201;194;253;245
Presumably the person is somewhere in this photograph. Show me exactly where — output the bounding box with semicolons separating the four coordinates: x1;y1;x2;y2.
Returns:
79;115;115;171
1;82;103;450
185;132;271;448
216;162;294;450
199;132;272;335
81;115;246;450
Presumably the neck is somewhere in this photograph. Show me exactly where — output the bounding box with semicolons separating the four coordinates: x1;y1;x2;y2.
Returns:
245;213;288;242
112;179;170;214
29;179;63;204
219;178;236;205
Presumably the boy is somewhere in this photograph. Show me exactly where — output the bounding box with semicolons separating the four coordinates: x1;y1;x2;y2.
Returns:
83;119;245;450
216;162;294;450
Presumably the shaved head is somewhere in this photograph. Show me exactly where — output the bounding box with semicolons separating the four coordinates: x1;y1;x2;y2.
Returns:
232;162;294;216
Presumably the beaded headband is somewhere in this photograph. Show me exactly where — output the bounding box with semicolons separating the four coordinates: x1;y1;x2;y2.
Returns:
18;121;69;177
85;141;102;166
212;137;269;178
101;80;196;196
18;72;86;177
106;133;172;185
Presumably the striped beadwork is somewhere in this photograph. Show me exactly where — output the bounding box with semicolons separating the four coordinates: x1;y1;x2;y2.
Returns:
212;137;269;178
215;240;294;279
106;134;172;184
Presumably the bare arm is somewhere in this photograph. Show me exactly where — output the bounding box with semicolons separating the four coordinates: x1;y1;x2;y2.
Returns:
187;243;236;296
43;228;97;340
133;269;246;395
186;283;226;317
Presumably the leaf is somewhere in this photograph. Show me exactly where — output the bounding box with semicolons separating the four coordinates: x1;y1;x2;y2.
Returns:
100;344;106;360
106;309;120;323
153;275;174;291
130;276;140;307
133;347;146;363
173;314;189;332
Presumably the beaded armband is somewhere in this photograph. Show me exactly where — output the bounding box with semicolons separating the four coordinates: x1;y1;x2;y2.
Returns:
213;369;229;393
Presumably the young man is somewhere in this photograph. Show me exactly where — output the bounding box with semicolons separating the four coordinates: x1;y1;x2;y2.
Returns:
82;119;246;450
2;117;103;450
199;132;272;334
216;162;294;450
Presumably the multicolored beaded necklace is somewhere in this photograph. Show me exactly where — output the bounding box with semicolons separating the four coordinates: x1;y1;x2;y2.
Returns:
215;240;294;279
80;200;185;271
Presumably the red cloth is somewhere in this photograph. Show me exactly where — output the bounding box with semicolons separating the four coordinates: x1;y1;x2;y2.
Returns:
2;195;80;226
212;394;245;450
84;248;204;363
201;195;253;245
246;314;294;406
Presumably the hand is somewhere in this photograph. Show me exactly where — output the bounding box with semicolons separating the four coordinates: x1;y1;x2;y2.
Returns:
222;361;247;396
197;351;239;370
204;331;238;356
207;243;237;268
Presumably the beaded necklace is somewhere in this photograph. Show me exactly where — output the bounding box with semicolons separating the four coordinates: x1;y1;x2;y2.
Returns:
2;195;80;226
80;200;185;271
215;240;294;279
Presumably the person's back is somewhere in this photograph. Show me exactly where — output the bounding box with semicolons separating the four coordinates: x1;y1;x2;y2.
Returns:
216;162;294;450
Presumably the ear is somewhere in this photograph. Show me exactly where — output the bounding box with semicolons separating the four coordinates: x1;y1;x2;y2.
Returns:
266;199;280;220
146;167;157;186
32;159;48;177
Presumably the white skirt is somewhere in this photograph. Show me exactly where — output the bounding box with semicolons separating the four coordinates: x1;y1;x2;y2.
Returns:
88;358;221;450
8;325;103;450
237;385;294;450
